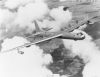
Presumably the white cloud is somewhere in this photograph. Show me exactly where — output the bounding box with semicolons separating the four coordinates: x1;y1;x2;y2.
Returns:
0;36;53;77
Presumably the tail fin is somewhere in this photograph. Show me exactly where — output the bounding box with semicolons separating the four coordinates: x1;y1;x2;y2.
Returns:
34;20;41;32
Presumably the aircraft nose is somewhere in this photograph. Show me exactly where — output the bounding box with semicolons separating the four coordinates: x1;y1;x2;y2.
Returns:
76;32;85;39
76;32;84;36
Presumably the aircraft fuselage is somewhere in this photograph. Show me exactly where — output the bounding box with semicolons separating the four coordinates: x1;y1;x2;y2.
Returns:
58;32;85;40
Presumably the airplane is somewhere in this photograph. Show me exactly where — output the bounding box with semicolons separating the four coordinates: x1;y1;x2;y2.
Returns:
0;14;98;54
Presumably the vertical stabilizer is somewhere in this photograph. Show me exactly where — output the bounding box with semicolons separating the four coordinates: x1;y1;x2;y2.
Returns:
34;20;41;32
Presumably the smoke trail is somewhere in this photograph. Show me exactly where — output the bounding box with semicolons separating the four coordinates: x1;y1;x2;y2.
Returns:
63;30;100;77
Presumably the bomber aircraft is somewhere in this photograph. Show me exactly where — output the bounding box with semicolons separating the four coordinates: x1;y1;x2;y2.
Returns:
1;12;99;54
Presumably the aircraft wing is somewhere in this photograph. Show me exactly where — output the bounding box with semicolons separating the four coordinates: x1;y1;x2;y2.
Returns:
1;32;63;53
1;31;85;54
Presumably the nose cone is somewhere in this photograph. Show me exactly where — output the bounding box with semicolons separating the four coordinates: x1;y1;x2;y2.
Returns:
74;32;85;40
